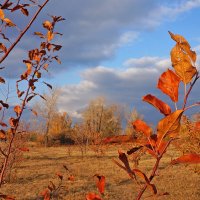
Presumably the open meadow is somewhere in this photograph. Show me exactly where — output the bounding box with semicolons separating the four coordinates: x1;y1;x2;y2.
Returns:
1;144;199;200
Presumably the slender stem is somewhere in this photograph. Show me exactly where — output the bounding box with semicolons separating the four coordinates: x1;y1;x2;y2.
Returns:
0;0;49;64
135;139;173;200
183;72;199;110
184;102;200;111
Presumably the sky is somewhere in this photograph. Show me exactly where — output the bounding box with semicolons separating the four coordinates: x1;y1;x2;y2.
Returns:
1;0;200;126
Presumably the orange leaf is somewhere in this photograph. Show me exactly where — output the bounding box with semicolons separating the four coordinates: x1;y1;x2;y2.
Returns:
0;129;6;139
94;175;105;194
47;31;54;41
0;9;5;20
143;94;171;116
171;154;200;164
133;119;152;138
157;69;180;102
9;118;18;127
0;194;15;200
40;188;50;200
86;193;102;200
14;105;22;116
43;20;52;30
157;110;183;140
68;175;75;181
3;18;16;27
18;147;29;152
0;43;7;53
169;31;197;84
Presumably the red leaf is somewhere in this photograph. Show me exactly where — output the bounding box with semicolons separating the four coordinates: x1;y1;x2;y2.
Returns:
143;94;171;116
133;119;152;138
56;172;63;180
68;175;75;181
171;154;200;164
18;147;29;152
94;175;105;194
157;69;180;102
86;193;102;200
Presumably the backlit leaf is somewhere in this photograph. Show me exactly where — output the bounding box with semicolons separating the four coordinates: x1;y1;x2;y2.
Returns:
0;9;5;20
14;105;22;116
3;18;16;27
43;20;52;30
143;94;171;116
133;119;152;138
157;110;183;140
34;32;45;38
171;153;200;164
157;69;180;102
47;31;54;41
94;175;105;194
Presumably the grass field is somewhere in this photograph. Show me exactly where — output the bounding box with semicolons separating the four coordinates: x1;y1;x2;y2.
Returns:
1;144;200;200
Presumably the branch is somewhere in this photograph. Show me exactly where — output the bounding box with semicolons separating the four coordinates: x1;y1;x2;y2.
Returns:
0;0;50;64
0;0;9;9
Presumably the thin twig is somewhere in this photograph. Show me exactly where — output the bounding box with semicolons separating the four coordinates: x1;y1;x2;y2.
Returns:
0;0;50;64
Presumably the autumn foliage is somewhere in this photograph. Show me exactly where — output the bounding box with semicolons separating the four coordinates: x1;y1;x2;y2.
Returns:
113;32;200;199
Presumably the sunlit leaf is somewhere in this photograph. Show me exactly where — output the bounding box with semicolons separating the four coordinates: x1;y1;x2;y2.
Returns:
3;18;16;27
68;175;75;181
157;69;180;102
94;174;105;194
14;105;22;116
47;31;54;41
171;153;200;164
86;193;102;200
0;9;5;20
143;94;171;116
43;20;52;30
133;119;152;138
34;32;45;38
0;43;7;53
157;110;183;140
18;147;29;152
169;31;197;84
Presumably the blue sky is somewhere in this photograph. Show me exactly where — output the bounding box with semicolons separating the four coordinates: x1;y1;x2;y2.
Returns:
2;0;200;125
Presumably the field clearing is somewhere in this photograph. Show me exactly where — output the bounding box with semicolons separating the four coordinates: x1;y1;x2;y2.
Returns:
1;144;200;200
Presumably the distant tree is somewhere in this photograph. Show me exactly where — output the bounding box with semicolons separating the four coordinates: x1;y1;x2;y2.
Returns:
33;88;60;147
82;97;122;138
124;108;143;137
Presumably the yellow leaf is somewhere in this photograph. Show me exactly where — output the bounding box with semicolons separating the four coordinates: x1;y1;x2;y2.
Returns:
3;18;16;27
47;31;54;41
43;20;52;30
0;9;5;20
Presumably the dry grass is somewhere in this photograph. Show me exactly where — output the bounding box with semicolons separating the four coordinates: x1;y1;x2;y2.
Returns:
1;144;200;200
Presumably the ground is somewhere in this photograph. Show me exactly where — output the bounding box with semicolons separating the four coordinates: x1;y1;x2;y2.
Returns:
1;144;200;200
